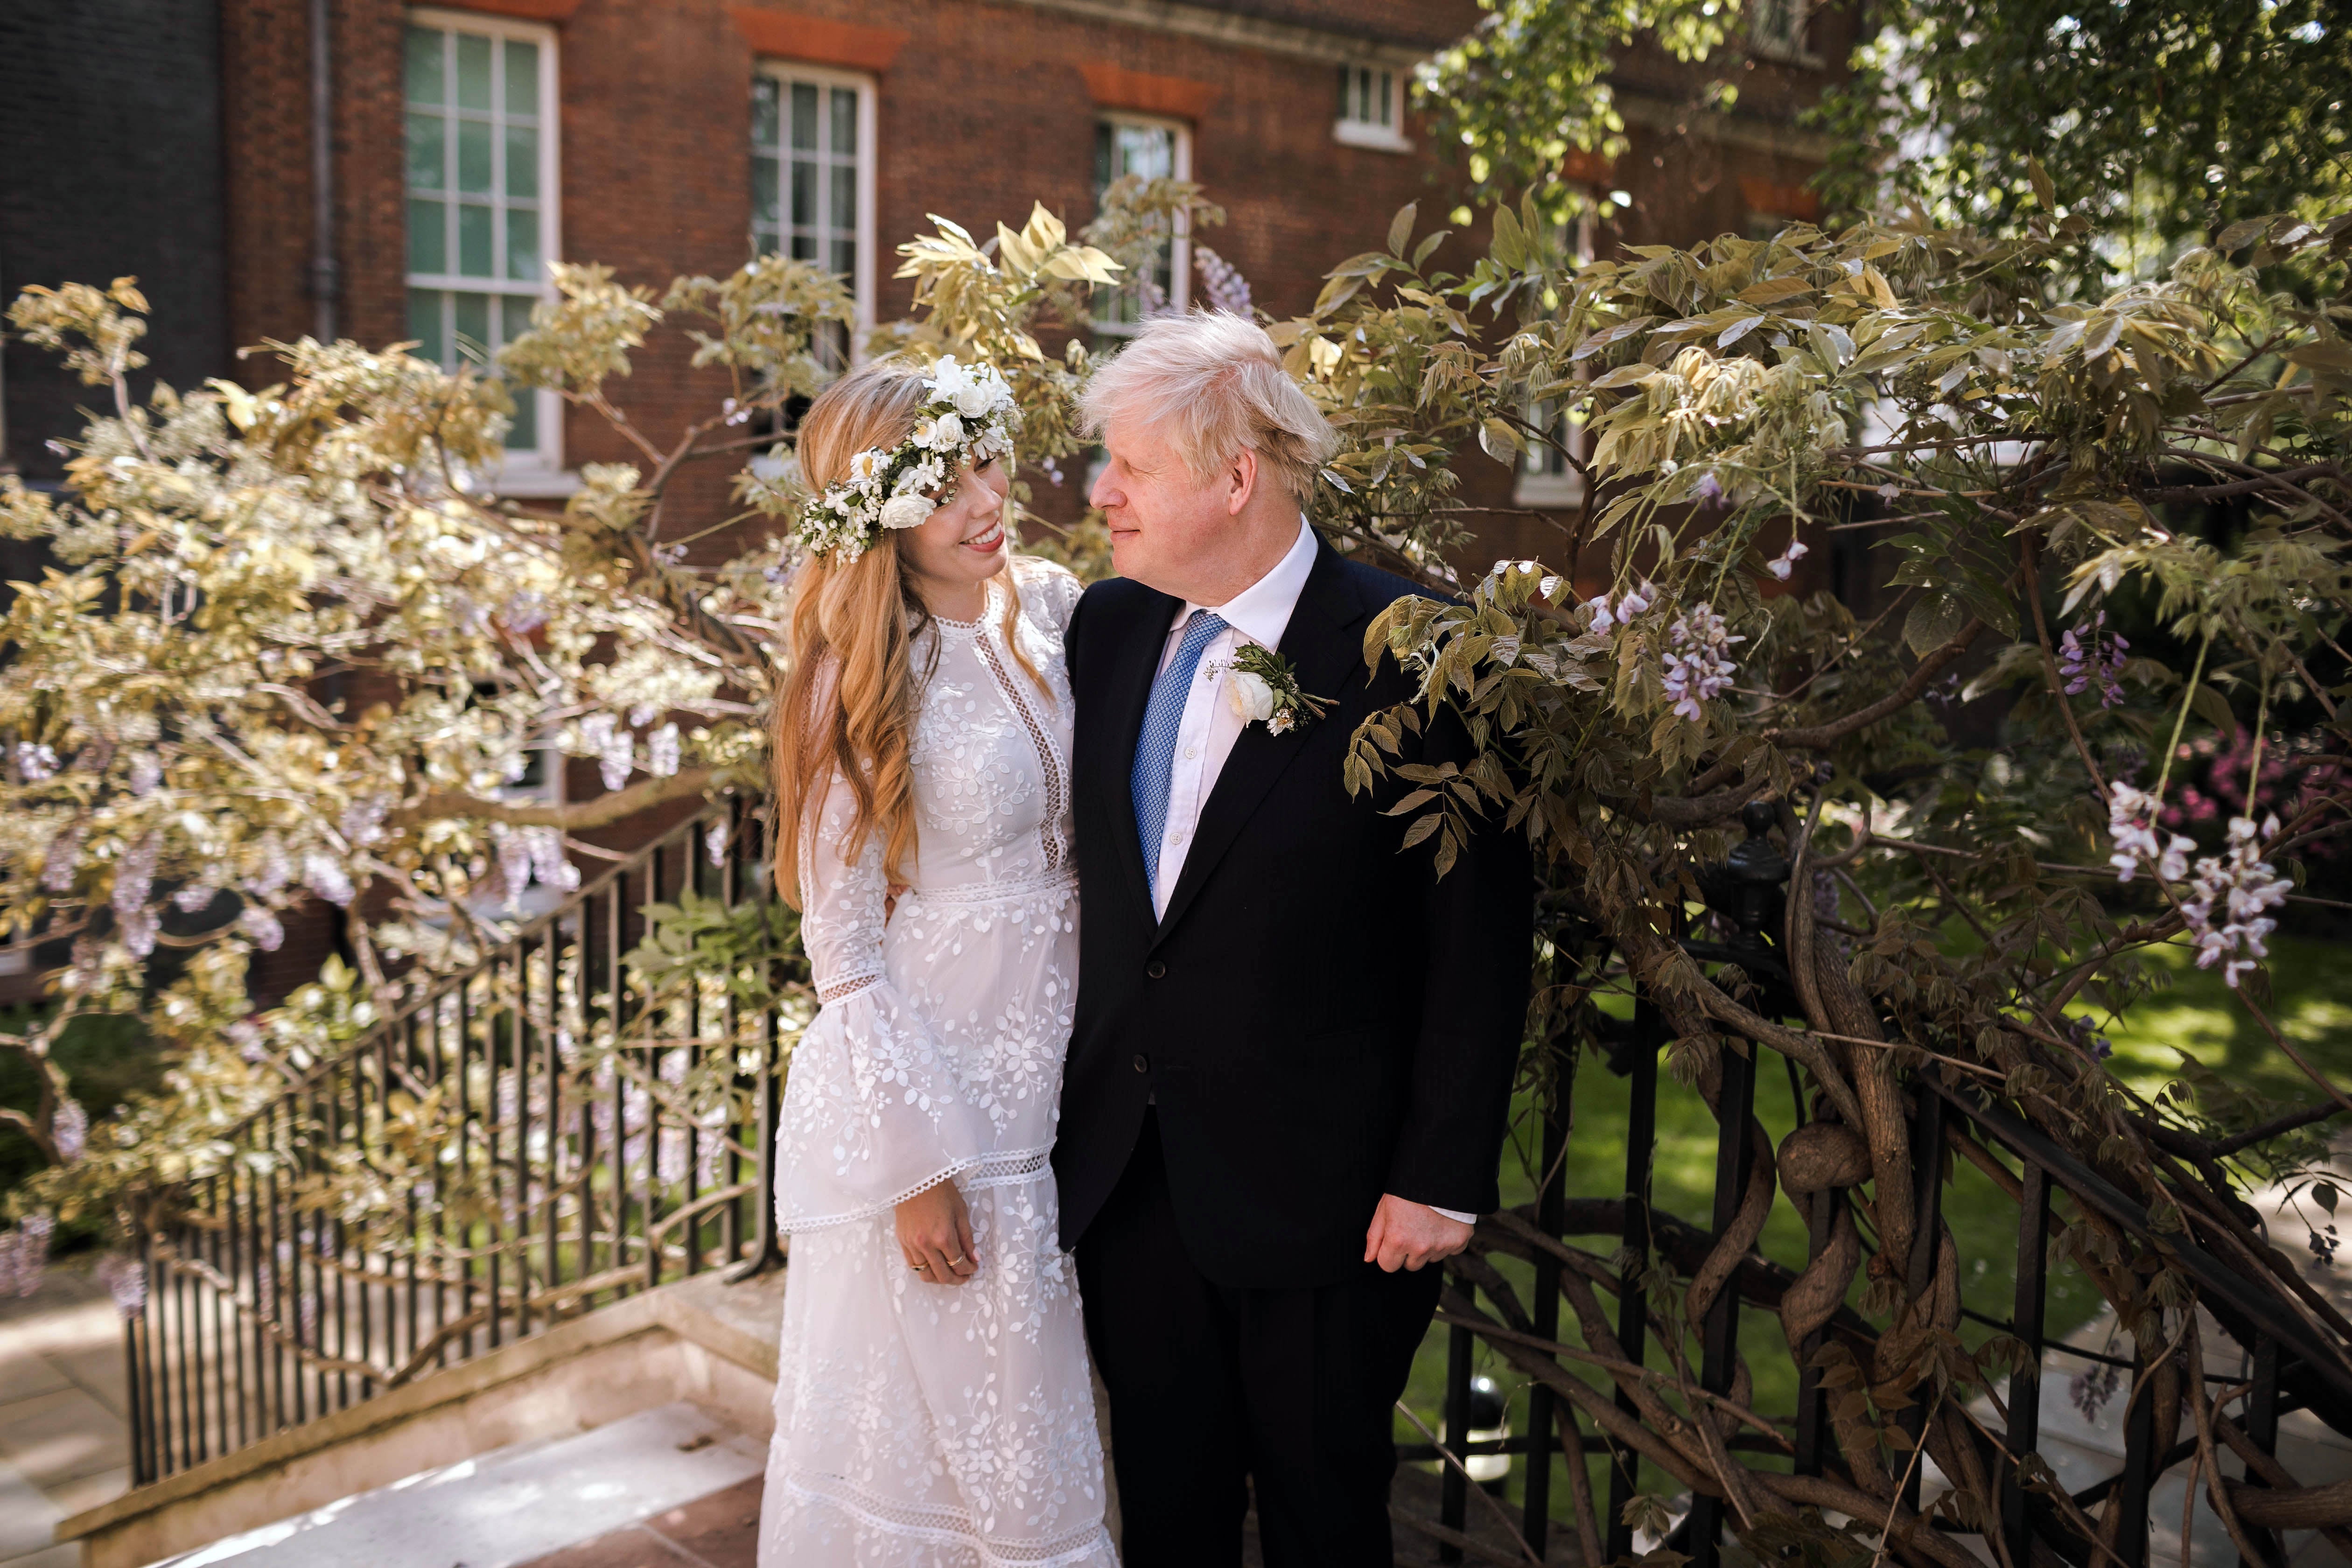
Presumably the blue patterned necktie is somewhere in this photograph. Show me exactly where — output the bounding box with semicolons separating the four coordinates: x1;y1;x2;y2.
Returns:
1131;609;1229;897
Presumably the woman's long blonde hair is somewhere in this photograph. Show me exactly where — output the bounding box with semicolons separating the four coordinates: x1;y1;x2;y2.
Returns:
771;359;1044;906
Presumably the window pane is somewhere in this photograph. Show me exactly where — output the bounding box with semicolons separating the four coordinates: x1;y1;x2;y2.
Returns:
408;198;447;273
456;117;492;193
751;77;779;149
790;82;817;151
753;224;780;257
455;32;492;112
751;155;779;224
789;232;814;261
407;289;445;363
831;237;855;277
506;207;539;280
406;111;446;191
1093;120;1112;190
458;203;493;275
1110;123;1173;181
503;39;538;121
830;87;855;154
830;162;854;234
500;293;536;343
501;295;538;451
791;159;814;227
405;26;444;105
1336;64;1349;118
1378;70;1392;125
453;291;490;362
505;124;538;198
505;386;537;451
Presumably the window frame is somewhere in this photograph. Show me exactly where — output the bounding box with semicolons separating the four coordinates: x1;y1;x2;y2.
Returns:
404;6;567;492
1091;111;1192;338
1515;213;1596;511
1333;63;1413;153
749;58;879;355
1748;0;1820;65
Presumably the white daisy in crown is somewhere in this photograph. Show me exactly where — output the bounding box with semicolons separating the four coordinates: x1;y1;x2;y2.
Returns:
786;356;1022;563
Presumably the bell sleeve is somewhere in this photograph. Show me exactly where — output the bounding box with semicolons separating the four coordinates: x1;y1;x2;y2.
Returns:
772;764;990;1232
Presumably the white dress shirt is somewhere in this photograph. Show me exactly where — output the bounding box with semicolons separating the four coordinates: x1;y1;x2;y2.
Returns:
1145;516;1479;1228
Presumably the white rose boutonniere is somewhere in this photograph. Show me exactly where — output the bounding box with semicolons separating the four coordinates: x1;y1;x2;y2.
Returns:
1218;644;1329;737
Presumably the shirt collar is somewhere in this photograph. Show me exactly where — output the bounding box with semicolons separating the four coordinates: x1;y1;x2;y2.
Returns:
1173;515;1317;649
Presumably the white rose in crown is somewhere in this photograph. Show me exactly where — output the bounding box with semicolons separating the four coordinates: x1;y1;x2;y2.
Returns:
878;494;935;531
952;383;996;418
1225;669;1277;725
931;412;966;448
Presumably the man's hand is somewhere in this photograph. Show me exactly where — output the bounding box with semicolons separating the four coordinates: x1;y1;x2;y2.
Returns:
1364;1194;1474;1273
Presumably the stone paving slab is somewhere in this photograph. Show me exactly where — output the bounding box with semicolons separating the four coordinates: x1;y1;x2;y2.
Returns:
148;1401;764;1568
0;1265;132;1568
514;1475;763;1568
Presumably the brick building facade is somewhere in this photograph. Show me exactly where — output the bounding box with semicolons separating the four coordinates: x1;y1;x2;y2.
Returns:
0;0;1854;1004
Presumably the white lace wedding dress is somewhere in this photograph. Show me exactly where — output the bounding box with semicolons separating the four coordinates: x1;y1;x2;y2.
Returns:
760;556;1117;1568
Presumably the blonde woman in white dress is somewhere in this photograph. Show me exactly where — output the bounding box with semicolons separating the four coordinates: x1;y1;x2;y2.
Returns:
758;356;1115;1567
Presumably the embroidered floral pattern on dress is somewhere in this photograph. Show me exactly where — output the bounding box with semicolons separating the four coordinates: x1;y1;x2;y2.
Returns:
763;557;1110;1568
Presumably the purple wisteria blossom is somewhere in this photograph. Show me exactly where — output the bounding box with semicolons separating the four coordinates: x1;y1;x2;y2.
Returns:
2058;611;2128;708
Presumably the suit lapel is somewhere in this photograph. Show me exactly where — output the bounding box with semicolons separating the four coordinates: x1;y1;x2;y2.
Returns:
1097;583;1179;928
1151;538;1367;945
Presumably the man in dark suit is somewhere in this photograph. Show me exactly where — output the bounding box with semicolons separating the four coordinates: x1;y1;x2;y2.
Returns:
1054;311;1533;1566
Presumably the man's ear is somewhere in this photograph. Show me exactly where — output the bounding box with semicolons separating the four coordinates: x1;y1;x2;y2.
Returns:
1225;448;1260;517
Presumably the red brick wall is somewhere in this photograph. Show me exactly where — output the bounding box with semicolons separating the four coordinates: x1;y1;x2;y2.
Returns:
205;0;1855;853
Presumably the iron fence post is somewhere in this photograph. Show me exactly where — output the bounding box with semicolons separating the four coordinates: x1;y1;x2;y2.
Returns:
2002;1160;2051;1568
1605;994;1659;1562
2241;1333;2282;1568
1687;1036;1757;1568
1522;1094;1568;1553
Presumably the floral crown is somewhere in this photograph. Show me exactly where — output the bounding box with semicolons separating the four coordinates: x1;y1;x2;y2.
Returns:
794;356;1021;562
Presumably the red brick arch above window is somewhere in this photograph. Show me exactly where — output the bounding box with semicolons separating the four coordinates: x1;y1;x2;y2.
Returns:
729;7;910;71
1078;62;1217;121
430;0;583;20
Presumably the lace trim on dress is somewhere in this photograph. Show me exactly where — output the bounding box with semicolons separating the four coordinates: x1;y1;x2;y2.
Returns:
971;618;1073;874
781;1473;1117;1568
777;1144;1052;1232
898;869;1077;907
962;1144;1053;1188
816;968;885;1005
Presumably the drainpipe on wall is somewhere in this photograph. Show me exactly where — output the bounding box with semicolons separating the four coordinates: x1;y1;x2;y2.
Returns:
0;264;12;475
309;0;338;341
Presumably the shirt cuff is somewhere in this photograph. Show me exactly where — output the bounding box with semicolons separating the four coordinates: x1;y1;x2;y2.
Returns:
1428;1205;1479;1226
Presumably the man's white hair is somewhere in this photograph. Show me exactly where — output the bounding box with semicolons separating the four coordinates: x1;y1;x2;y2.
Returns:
1079;310;1338;504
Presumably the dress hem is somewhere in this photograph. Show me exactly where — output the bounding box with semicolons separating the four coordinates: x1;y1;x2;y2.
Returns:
772;1473;1118;1568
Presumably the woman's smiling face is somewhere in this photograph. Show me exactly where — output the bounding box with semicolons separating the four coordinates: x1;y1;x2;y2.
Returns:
895;454;1011;610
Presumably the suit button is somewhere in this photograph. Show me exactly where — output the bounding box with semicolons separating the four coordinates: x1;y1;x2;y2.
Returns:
1146;960;1167;980
1132;1053;1150;1074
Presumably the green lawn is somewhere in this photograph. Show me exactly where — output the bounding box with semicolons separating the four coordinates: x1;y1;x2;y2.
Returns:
1398;932;2352;1527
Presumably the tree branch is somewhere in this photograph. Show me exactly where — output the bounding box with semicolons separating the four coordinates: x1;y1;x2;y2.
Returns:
1761;619;1987;750
390;768;720;829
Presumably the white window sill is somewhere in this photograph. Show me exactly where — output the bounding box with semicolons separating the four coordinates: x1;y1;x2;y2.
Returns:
484;468;585;500
1514;472;1587;510
1333;119;1414;154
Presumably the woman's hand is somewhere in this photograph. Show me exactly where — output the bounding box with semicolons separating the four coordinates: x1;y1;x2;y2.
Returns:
896;1180;978;1286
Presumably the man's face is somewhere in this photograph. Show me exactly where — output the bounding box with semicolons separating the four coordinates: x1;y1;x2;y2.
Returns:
1088;417;1231;596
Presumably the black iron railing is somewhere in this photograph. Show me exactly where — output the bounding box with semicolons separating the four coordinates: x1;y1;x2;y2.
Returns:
1413;802;2352;1568
119;793;2352;1568
122;798;788;1483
